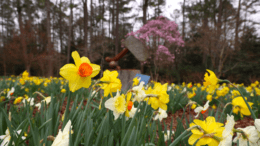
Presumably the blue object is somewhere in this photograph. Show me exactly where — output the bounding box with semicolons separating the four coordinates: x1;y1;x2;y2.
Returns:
134;74;150;85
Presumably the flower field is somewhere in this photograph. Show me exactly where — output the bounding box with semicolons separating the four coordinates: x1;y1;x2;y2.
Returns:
1;52;260;146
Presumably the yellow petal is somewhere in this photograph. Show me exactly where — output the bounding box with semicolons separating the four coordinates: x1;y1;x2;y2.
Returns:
159;103;167;111
241;107;251;116
110;70;119;78
207;138;219;146
72;51;81;68
69;76;92;92
104;86;111;97
80;56;91;64
197;137;212;145
90;64;100;77
188;134;202;145
60;64;78;80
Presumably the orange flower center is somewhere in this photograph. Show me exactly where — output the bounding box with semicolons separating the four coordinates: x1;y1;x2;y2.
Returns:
10;93;14;96
127;101;133;111
78;63;93;77
201;110;207;114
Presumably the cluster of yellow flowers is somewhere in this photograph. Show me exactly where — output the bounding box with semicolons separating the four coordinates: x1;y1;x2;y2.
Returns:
59;51;170;121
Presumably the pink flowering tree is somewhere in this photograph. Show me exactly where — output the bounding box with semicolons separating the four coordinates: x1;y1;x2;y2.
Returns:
125;16;184;80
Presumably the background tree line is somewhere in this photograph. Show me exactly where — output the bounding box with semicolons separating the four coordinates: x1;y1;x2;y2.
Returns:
0;0;260;85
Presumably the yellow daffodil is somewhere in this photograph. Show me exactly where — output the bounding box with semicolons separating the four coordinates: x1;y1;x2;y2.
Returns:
189;116;224;146
61;89;66;93
14;97;23;104
132;77;140;87
187;91;196;99
22;70;29;78
60;51;100;92
25;88;29;92
232;96;253;117
105;90;126;120
196;83;201;87
145;82;169;110
191;104;197;109
187;82;192;88
203;69;219;87
255;88;260;96
0;96;5;102
100;70;122;97
19;78;25;85
206;94;213;101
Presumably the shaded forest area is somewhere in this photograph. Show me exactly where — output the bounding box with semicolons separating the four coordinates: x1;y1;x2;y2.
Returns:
0;0;260;85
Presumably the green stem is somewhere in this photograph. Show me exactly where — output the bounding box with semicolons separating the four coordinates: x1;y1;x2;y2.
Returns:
221;79;256;120
169;125;201;146
219;102;232;122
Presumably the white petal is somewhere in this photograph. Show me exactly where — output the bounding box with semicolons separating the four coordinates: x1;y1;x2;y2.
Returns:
255;119;260;132
203;100;210;110
63;120;72;133
194;107;203;113
104;98;115;111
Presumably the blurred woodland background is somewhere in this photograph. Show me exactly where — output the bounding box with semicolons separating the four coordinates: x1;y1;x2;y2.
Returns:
0;0;260;84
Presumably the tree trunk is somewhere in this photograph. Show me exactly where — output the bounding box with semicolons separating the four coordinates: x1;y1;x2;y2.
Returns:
202;0;209;67
59;0;63;75
143;0;149;25
235;0;241;51
182;0;185;40
140;0;149;73
115;0;119;56
217;0;222;38
83;0;88;57
17;0;30;75
67;0;73;63
46;0;53;77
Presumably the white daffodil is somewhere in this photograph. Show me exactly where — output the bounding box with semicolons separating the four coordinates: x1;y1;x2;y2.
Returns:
126;106;140;121
52;120;72;146
0;128;25;146
7;87;15;99
105;90;126;120
162;130;174;142
132;81;146;102
91;90;98;98
22;98;34;107
35;96;52;110
167;86;172;91
194;100;210;118
233;126;259;146
181;87;187;93
154;108;167;122
219;114;235;146
254;119;260;132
